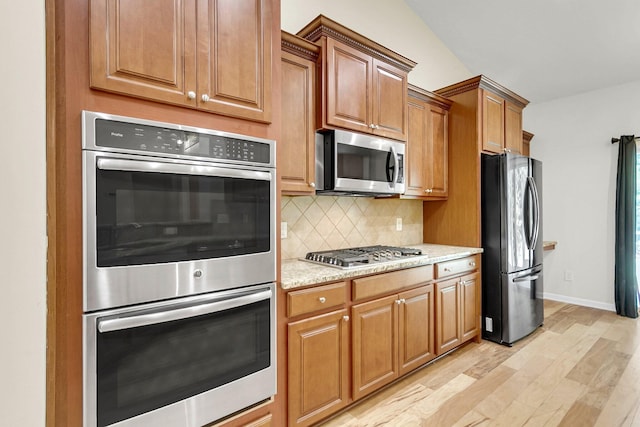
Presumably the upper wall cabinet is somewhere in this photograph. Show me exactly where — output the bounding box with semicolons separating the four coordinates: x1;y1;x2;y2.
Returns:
297;15;416;141
89;0;273;123
522;130;534;157
404;85;452;200
439;76;529;155
280;31;319;195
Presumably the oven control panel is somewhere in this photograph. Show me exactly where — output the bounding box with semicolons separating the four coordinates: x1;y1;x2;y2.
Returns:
93;117;271;164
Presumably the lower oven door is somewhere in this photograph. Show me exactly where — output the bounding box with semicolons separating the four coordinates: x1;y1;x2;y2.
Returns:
83;283;276;427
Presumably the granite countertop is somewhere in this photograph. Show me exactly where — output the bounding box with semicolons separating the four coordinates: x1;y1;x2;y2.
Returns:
280;243;483;290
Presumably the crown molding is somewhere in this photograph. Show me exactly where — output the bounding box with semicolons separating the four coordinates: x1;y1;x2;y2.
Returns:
296;15;417;73
435;75;529;108
281;30;320;62
408;84;453;110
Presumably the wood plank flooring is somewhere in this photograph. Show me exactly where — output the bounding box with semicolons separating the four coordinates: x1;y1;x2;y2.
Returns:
319;300;640;426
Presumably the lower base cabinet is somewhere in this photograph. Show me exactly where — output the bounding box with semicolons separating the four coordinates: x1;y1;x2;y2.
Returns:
288;309;350;427
435;270;480;355
286;256;479;426
352;284;435;401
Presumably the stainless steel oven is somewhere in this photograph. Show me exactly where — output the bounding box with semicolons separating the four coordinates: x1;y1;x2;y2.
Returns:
81;111;277;426
84;283;276;427
82;111;276;312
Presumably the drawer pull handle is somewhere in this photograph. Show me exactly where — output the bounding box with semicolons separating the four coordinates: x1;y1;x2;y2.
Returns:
343;315;349;322
444;267;451;272
469;262;476;267
318;297;326;303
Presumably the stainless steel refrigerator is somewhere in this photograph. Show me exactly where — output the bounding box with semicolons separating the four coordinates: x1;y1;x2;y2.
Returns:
481;153;543;345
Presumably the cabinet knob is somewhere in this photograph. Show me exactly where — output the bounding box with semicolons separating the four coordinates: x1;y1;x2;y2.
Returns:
396;299;402;305
424;189;433;193
318;297;326;303
503;148;511;153
187;91;196;100
374;124;379;129
201;94;210;102
369;124;376;129
309;182;316;188
400;298;406;304
460;280;470;285
469;261;476;267
343;315;350;322
444;267;451;272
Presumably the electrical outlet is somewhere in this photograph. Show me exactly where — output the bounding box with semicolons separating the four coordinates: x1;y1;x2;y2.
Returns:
396;217;402;231
564;270;574;281
281;222;287;239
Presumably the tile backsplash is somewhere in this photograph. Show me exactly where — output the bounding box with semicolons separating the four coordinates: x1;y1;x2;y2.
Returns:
280;196;423;260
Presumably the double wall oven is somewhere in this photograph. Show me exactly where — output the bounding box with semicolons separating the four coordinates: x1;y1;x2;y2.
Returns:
82;111;277;426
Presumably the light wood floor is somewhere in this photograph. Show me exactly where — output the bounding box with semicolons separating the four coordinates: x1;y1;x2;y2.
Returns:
320;300;640;426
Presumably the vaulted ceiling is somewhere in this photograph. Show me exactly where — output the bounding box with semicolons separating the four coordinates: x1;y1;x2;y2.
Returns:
405;0;640;104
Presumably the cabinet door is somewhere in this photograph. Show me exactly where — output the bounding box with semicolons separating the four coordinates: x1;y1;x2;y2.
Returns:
280;50;316;194
352;294;398;400
196;0;272;122
505;101;523;155
435;278;461;355
460;272;480;343
324;38;372;134
405;99;428;197
288;310;350;427
398;285;435;376
372;59;408;141
427;105;448;198
90;0;197;106
482;91;505;154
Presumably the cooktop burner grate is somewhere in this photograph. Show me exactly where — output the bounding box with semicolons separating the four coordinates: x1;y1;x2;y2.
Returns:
303;245;422;268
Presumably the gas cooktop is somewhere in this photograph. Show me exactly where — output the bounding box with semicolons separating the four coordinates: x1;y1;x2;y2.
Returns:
303;245;423;269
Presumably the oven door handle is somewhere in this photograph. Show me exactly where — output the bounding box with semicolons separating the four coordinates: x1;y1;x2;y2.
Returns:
97;157;272;181
97;288;272;333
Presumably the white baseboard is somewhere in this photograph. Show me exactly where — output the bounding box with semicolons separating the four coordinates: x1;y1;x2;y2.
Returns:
543;292;616;312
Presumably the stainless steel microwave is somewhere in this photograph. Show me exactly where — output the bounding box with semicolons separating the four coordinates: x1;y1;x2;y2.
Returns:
315;129;405;196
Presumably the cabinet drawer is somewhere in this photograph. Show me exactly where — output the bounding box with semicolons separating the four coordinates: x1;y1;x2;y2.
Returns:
287;282;347;317
353;265;434;301
436;255;479;279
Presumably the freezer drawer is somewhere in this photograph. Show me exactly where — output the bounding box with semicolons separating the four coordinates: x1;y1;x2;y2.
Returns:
483;266;543;345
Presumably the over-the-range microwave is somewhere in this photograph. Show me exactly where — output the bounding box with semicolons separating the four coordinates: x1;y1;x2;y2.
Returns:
315;129;405;196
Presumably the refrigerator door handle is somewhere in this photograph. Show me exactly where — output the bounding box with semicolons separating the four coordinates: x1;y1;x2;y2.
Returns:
528;176;541;249
523;177;533;249
513;275;539;282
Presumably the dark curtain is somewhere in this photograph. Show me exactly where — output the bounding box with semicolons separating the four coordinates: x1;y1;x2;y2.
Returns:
615;135;639;318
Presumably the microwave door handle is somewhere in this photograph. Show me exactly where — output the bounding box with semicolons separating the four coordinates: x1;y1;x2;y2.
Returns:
96;157;272;182
98;288;272;333
389;145;399;186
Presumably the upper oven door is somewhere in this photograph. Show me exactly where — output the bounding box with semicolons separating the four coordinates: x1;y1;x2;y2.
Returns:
83;150;276;311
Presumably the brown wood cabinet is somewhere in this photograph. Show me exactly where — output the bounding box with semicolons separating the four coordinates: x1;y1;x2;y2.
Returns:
352;294;398;400
288;309;350;427
404;85;452;199
297;15;416;141
280;32;319;195
522;130;534;156
426;75;528;247
89;0;272;122
482;91;524;155
351;284;435;400
434;256;481;355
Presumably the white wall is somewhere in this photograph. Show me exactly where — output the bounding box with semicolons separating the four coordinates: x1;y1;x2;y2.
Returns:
524;80;640;311
281;0;471;91
0;0;47;424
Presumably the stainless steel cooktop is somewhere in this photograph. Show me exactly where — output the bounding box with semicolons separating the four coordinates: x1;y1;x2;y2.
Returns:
303;245;422;269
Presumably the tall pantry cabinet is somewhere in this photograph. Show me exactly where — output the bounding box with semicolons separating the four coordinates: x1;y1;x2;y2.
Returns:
424;75;529;248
